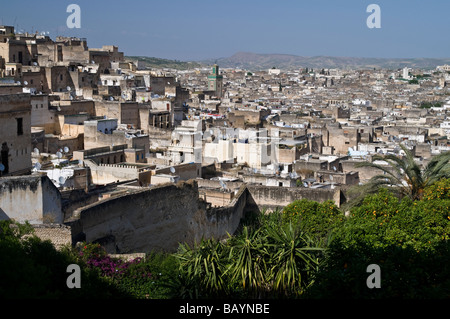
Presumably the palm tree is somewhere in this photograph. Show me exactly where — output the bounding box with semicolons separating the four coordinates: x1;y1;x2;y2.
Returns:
350;144;450;204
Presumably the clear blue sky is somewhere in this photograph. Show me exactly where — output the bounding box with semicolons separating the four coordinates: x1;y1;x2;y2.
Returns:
1;0;449;61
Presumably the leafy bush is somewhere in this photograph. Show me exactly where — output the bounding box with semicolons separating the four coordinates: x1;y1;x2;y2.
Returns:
76;243;179;299
0;221;125;299
282;199;345;245
306;185;450;299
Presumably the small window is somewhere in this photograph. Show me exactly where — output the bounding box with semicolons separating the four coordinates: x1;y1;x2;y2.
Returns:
16;118;23;136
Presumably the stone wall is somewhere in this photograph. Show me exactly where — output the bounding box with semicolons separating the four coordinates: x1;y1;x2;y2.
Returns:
67;180;346;254
70;180;248;254
32;224;72;250
246;185;343;212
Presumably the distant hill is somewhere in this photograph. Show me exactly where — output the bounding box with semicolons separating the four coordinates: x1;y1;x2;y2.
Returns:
125;56;203;70
201;52;450;71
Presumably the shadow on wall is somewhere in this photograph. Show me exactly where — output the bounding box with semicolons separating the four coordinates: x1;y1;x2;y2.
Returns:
0;208;9;221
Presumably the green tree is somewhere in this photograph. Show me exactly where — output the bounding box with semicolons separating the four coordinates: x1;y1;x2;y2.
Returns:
0;221;126;299
307;183;450;299
348;144;450;207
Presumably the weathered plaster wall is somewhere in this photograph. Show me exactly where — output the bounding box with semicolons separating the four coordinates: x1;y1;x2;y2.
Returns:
0;175;62;224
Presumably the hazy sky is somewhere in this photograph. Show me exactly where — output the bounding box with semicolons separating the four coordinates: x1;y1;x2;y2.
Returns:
1;0;449;61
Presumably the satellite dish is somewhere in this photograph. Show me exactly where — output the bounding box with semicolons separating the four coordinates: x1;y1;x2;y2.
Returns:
170;167;176;174
0;164;4;172
59;176;66;185
34;162;42;170
78;160;84;166
67;86;71;91
219;180;227;189
303;182;309;188
33;148;40;154
56;152;63;159
63;147;69;153
24;81;28;86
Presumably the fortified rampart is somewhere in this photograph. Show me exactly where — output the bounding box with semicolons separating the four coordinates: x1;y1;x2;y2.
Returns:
246;185;344;212
1;175;347;254
68;180;248;254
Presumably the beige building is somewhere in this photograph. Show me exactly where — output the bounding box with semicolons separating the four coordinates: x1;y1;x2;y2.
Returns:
0;93;32;176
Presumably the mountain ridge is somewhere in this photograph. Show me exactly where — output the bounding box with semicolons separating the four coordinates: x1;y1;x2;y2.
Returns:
201;51;450;71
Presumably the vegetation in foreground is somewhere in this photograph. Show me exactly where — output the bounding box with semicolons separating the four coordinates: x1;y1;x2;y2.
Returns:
1;178;449;299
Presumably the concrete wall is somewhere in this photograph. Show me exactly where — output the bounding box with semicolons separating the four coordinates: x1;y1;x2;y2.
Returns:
0;175;62;224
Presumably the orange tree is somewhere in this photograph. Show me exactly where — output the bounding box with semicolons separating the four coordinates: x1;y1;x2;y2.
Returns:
282;199;345;246
305;180;450;299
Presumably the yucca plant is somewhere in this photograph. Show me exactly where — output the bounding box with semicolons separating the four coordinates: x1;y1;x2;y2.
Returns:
265;222;323;298
174;239;229;298
225;226;270;298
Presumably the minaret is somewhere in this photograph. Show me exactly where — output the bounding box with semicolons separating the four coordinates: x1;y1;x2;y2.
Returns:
207;64;223;98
